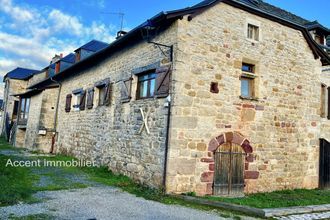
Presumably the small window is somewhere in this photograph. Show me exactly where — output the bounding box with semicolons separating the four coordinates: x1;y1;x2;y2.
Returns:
247;24;259;41
137;72;157;99
241;77;254;98
242;63;255;73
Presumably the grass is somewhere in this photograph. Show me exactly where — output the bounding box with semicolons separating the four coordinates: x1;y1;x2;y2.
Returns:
204;188;330;209
0;139;37;206
2;137;330;218
8;213;54;220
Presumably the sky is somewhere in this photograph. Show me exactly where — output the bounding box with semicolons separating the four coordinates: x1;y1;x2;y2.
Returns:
0;0;329;82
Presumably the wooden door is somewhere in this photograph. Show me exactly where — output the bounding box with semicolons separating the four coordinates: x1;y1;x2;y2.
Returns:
214;143;245;196
320;139;330;189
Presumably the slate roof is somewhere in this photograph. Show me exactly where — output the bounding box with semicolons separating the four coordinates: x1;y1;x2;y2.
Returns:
61;53;76;63
186;0;329;30
4;67;39;81
75;40;109;52
29;0;330;90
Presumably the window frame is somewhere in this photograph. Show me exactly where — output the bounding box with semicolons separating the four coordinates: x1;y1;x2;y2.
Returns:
240;76;255;98
18;97;30;125
97;85;107;106
136;71;157;100
72;93;82;111
240;62;257;99
247;23;259;41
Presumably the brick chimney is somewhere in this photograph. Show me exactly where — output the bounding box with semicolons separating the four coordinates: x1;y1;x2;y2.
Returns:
55;54;63;74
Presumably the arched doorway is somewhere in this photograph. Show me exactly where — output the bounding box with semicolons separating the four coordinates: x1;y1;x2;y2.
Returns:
204;132;257;196
214;142;246;196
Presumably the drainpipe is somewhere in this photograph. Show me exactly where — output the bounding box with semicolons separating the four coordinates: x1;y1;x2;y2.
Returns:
162;96;172;194
49;77;62;154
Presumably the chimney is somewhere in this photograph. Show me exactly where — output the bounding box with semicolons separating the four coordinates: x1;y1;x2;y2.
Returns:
50;54;61;64
116;30;127;39
55;61;61;74
55;54;63;74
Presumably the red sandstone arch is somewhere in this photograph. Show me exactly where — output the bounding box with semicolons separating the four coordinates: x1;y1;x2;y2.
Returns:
208;132;253;154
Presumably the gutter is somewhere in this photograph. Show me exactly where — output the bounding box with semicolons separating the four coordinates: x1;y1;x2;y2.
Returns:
49;77;62;154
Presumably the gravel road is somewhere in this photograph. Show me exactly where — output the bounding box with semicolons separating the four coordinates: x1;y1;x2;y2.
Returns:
0;187;229;220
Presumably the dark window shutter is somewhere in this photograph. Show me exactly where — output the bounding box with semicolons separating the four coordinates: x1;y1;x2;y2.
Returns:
65;94;72;112
79;90;86;111
155;65;171;98
328;87;330;119
86;88;94;109
104;83;112;106
121;78;132;103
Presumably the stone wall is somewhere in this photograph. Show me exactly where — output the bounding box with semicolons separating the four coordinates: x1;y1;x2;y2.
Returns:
166;2;323;195
55;23;177;187
21;87;58;152
24;92;43;149
1;79;28;127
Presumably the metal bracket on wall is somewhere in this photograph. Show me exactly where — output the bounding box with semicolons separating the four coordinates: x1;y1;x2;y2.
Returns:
147;41;173;62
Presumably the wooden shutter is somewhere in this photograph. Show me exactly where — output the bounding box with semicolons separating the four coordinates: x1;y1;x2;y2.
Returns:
104;83;112;106
79;90;86;111
155;65;171;98
86;88;94;109
328;87;330;119
65;94;72;112
121;78;132;103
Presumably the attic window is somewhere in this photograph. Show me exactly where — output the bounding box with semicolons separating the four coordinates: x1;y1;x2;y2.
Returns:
247;24;259;41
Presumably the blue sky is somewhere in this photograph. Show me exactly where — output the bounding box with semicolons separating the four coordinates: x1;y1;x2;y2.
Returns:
0;0;329;80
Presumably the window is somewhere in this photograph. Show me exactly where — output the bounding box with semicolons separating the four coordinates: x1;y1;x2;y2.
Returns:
240;63;256;98
96;83;111;106
137;72;157;99
321;84;326;118
242;63;255;73
241;77;254;98
98;86;107;106
18;97;30;124
247;24;259;41
73;93;81;111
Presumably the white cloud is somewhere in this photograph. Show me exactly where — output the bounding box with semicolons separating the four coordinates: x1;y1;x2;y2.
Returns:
0;0;34;22
0;0;118;78
48;9;84;36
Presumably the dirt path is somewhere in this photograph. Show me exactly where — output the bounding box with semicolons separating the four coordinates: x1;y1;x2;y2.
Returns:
0;147;254;220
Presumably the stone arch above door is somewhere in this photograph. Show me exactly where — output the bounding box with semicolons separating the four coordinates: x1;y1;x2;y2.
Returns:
208;132;253;154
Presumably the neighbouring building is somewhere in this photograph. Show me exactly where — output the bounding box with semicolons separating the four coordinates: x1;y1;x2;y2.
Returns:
1;67;39;141
3;0;330;196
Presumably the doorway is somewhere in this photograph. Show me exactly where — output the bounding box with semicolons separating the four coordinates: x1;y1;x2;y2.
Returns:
214;142;246;196
320;138;330;189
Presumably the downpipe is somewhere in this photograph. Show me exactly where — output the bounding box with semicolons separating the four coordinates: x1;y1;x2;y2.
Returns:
49;77;62;154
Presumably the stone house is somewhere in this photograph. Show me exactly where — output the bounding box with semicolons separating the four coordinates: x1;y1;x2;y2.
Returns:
2;40;108;150
1;67;39;141
4;0;330;196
